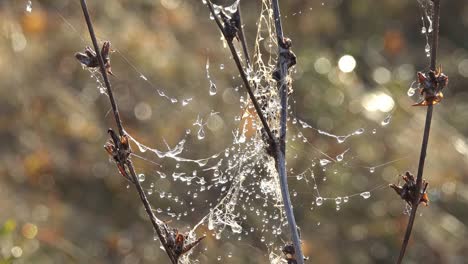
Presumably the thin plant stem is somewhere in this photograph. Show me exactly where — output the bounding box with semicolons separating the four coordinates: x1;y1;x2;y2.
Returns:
271;0;305;263
396;0;440;263
206;1;275;143
236;5;251;66
79;1;179;262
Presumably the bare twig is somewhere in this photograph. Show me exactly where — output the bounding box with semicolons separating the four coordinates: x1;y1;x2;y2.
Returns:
396;0;440;263
235;6;251;66
270;1;304;263
205;1;303;261
205;1;275;144
78;1;204;263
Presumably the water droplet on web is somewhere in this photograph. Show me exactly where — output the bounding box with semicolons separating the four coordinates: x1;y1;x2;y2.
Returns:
335;197;342;205
381;115;391;126
315;197;323;206
147;189;153;195
369;167;375;173
336;205;341;211
209;81;217;95
26;0;32;12
138;174;145;182
219;64;224;70
372;129;377;134
336;153;344;162
319;159;331;166
198;127;206;140
337;136;346;143
139;74;148;81
421;26;427;34
407;87;417;97
354;128;364;135
170;98;178;104
343;196;349;203
360;191;371;199
425;43;430;57
217;256;222;261
182;98;193;106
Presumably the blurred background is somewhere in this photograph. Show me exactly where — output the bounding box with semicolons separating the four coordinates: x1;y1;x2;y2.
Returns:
1;0;468;263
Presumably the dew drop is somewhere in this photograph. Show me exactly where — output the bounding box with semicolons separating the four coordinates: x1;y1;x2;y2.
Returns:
343;196;349;203
182;98;193;106
26;0;32;12
372;128;377;134
319;159;331;166
138;174;145;182
337;136;347;143
381;115;391;126
315;197;323;206
139;74;148;81
209;81;217;95
219;64;224;70
360;191;371;199
424;43;430;53
407;87;417;97
369;167;375;173
354;128;364;135
421;26;427;34
336;205;341;211
335;197;342;205
147;189;153;195
197;128;206;140
336;154;344;162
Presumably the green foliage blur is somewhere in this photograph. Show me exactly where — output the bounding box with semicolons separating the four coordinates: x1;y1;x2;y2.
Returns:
1;0;468;263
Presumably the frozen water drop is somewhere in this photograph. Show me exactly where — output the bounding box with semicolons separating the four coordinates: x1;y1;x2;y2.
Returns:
381;115;391;126
209;81;217;95
26;0;32;12
315;197;323;206
360;191;371;199
138;174;145;182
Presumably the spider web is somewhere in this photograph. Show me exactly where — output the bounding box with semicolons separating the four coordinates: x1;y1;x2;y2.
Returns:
50;0;422;262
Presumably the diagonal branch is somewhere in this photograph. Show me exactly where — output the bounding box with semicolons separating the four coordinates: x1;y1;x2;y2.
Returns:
270;1;304;263
78;1;185;263
205;0;275;144
396;0;440;263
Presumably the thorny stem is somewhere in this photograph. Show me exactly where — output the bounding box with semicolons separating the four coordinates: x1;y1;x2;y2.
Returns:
79;1;179;263
396;0;440;263
271;0;305;263
206;0;275;143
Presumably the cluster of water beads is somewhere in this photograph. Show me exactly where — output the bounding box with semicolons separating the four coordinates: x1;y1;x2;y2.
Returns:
26;0;32;12
313;191;372;211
